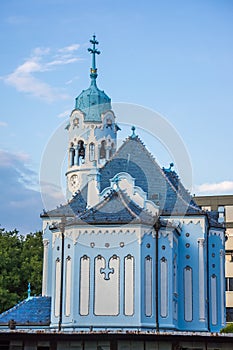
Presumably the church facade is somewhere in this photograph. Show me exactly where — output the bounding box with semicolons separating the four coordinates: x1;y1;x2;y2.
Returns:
0;36;231;350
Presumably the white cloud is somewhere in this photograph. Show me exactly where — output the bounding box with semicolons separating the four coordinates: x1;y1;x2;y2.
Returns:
58;44;80;53
3;44;81;102
194;181;233;195
0;149;42;233
0;121;8;127
0;149;30;166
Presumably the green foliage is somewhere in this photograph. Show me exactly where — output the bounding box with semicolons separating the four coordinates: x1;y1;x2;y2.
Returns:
0;228;43;313
220;323;233;333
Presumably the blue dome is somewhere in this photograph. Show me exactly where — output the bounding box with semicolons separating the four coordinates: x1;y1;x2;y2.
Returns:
75;79;111;122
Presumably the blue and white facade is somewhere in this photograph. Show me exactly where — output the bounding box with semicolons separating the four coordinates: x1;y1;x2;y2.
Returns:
0;36;226;344
39;36;226;333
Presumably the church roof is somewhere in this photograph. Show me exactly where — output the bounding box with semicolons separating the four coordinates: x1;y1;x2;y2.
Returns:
42;134;203;221
100;135;202;216
0;296;51;326
41;185;87;218
53;189;157;227
75;82;111;122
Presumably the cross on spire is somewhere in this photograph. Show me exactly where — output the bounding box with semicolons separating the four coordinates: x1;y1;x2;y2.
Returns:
88;34;100;80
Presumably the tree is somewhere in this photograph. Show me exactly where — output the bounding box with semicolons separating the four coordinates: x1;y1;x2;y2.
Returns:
0;228;43;313
20;231;43;299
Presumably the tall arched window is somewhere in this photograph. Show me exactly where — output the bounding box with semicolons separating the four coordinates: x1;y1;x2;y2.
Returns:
184;266;193;322
78;140;85;165
109;142;115;159
100;140;106;159
69;143;75;167
89;143;95;162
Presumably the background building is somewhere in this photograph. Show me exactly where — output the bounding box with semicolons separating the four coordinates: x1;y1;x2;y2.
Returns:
195;194;233;323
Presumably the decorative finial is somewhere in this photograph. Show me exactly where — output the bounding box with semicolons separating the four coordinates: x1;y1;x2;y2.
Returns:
169;162;174;170
130;126;137;139
88;34;100;82
27;282;31;299
163;162;174;173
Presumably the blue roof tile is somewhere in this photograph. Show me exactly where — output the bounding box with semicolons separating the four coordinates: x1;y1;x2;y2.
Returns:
0;296;51;325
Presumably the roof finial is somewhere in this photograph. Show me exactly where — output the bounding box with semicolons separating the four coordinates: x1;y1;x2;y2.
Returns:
88;34;100;83
27;282;31;299
130;126;137;139
169;162;174;170
163;162;174;173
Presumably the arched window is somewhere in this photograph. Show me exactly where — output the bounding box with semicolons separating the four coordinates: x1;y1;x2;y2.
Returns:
100;140;106;159
109;142;114;159
89;143;95;162
184;266;193;322
69;143;75;167
78;140;85;165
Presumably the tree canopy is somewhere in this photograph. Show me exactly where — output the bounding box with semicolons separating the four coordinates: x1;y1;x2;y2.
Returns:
0;228;43;314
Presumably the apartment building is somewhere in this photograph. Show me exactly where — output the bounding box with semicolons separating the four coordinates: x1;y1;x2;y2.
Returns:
195;195;233;322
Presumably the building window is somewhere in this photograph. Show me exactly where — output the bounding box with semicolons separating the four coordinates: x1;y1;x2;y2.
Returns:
226;277;233;291
65;256;72;317
109;142;115;158
184;266;193;322
211;274;217;325
80;255;90;316
100;140;106;159
226;251;233;262
69;144;75;167
78;140;85;164
54;258;61;317
218;206;225;223
145;256;152;317
160;258;168;317
226;307;233;322
89;143;95;161
124;255;134;316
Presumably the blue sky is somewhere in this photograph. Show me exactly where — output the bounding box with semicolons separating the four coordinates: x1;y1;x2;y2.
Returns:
0;0;233;233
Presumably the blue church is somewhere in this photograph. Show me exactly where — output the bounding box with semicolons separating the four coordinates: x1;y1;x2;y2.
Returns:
0;36;231;350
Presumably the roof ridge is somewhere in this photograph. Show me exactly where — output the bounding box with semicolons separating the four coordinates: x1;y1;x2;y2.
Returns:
163;169;201;213
117;190;139;220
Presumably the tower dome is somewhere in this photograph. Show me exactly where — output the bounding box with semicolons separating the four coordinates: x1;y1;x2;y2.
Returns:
75;35;111;122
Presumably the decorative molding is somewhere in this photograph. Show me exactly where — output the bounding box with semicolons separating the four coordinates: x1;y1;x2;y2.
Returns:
94;255;120;316
43;239;49;247
52;232;61;248
42;239;49;296
159;229;174;248
210;230;225;246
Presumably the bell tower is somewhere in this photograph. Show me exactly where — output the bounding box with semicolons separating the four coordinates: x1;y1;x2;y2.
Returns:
66;35;119;199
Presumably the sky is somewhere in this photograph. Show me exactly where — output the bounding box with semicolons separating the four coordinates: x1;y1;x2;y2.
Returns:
0;0;233;233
